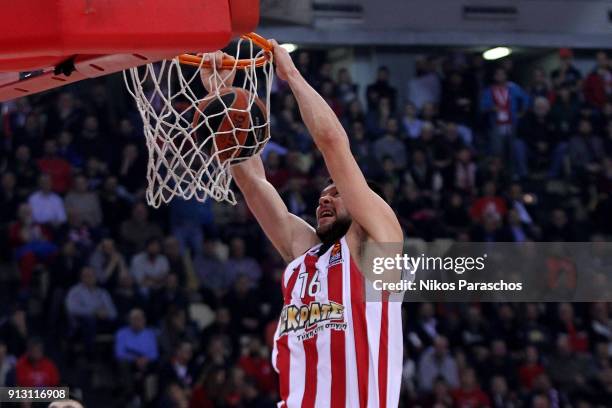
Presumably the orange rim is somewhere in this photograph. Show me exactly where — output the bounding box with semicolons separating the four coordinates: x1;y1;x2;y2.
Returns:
178;32;272;69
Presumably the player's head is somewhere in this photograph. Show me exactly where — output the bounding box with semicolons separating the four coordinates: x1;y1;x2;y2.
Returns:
316;179;384;244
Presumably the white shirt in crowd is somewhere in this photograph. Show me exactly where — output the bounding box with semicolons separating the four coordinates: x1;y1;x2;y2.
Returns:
28;191;67;225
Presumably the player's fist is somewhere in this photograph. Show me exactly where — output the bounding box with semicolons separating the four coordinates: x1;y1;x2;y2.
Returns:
270;39;297;81
199;51;237;93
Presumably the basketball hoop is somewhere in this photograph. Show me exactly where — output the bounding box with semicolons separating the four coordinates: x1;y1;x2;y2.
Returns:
124;32;273;208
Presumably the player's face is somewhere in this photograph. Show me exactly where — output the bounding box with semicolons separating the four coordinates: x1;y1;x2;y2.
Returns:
316;184;351;238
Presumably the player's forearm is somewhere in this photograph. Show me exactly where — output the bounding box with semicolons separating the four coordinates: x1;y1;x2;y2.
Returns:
286;69;348;151
231;154;267;195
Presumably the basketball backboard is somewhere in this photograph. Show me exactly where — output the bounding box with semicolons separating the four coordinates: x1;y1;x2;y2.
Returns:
0;0;259;101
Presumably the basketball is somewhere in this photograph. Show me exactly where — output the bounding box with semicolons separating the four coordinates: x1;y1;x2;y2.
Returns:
192;87;268;164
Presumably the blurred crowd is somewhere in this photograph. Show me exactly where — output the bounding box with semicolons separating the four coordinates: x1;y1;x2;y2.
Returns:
0;47;611;407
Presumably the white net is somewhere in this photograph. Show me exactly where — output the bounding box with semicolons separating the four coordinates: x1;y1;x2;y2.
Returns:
123;36;273;208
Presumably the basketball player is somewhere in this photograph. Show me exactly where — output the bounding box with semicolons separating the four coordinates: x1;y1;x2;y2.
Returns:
201;43;404;407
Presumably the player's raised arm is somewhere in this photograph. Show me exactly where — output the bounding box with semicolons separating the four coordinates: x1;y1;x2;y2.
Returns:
271;41;403;243
199;51;319;262
231;155;318;262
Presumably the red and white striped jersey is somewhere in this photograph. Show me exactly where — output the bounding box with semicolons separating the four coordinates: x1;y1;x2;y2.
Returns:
272;236;403;408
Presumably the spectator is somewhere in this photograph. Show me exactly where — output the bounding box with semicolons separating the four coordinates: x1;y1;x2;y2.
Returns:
65;266;117;351
149;273;189;325
225;237;262;286
400;102;424;140
480;67;530;157
45;92;83;135
158;341;197;396
265;151;290;191
365;96;393;137
238;337;277;395
320;80;343;118
589;302;612;345
112;271;147;324
550;85;579;141
89;238;128;289
57;131;84;168
114;309;158;405
453;148;477;196
542;209;575;242
407;56;441;110
349;121;374;174
531;373;564;408
440;70;473;125
27;174;67;227
480;339;517;387
433;123;468;184
77;115;108;161
506;182;533;226
341;99;366;130
8;203;58;288
223;275;263;336
83;156;108;191
163;236;190;287
417;336;459;392
583;51;612;110
551;48;582;92
115;308;159;404
529;67;552;99
130;237;170;293
10;145;38;197
451;367;491;408
421;102;440;126
489;375;516;408
115;143;147;193
0;307;29;357
407;303;444;353
516;96;561;177
61;209;96;254
505;209;535;242
99;175;131;237
169;197;213;258
519;345;545;390
64;174;103;228
13;112;44;153
456;306;491;355
471;211;507;242
547;334;591;394
0;341;16;387
554;303;589;352
36;139;72;194
336;67;358;104
366;66;398;113
441;191;471;236
190;365;230;408
568;119;604;177
47;241;85;329
15;338;60;387
520;304;550;348
240;377;276;408
470;180;508;222
158;308;198;358
0;172;20;227
373;118;408;169
405;149;434;191
120;202;163;255
194;239;230;295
